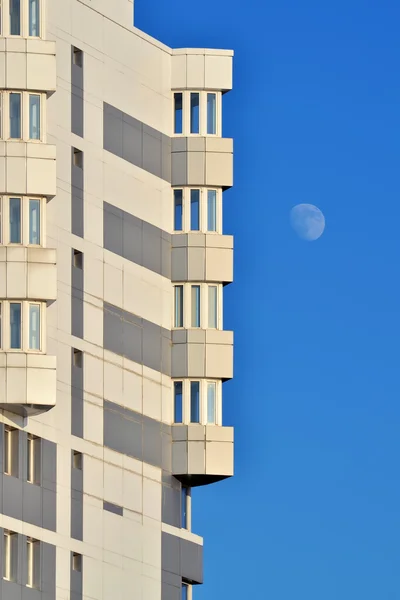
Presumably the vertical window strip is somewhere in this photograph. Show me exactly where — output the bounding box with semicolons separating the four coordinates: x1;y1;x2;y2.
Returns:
190;190;200;231
174;285;183;328
207;93;217;134
174;93;183;134
207;190;217;232
9;0;20;35
29;94;40;140
190;381;200;423
191;285;201;328
29;199;40;244
9;197;21;243
10;302;21;349
208;286;218;328
29;0;40;36
174;189;183;231
207;382;216;424
190;93;200;134
9;93;21;138
29;304;40;350
174;381;183;423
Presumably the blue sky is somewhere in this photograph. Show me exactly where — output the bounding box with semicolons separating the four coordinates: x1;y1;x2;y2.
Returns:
136;1;400;598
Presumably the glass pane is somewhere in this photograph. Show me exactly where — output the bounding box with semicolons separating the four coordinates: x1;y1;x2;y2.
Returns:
29;199;40;244
174;93;183;134
9;198;21;243
207;93;217;134
191;285;200;328
190;189;200;231
190;93;200;134
29;0;40;36
190;382;200;423
207;190;217;232
10;303;21;349
207;383;216;424
10;0;20;35
29;304;40;350
174;189;183;231
174;382;183;423
208;286;218;328
182;584;188;600
181;487;187;528
29;95;40;140
174;286;183;328
9;94;21;139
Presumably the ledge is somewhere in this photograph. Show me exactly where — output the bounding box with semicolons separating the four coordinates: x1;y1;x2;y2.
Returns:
171;51;233;92
172;329;233;380
0;142;56;196
171;424;234;487
0;38;56;91
171;233;233;284
0;246;57;300
0;353;56;416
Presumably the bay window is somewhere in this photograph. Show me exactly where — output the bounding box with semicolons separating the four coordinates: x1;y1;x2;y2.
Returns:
4;0;42;36
0;91;45;141
0;301;45;352
172;90;221;136
172;188;222;233
173;379;222;425
173;283;222;330
0;196;44;246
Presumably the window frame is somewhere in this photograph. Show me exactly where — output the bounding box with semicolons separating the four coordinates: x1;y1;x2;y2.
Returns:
172;379;222;426
172;90;222;137
26;537;39;588
3;0;44;38
0;91;46;142
0;300;46;352
173;283;223;331
172;188;222;234
0;195;45;246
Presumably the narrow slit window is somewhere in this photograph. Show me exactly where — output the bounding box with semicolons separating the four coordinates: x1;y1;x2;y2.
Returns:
207;93;217;134
190;381;200;423
4;427;18;477
190;93;200;134
73;348;83;368
181;486;188;529
9;197;21;243
174;93;183;134
72;553;82;572
9;93;21;139
73;148;83;168
29;199;40;244
208;286;218;329
174;189;183;231
29;0;40;37
190;190;200;231
207;382;216;424
207;190;217;232
174;285;183;328
29;95;41;140
3;531;17;582
10;302;21;349
73;249;83;269
9;0;20;35
72;47;83;67
72;450;83;470
29;304;40;350
27;434;40;484
191;285;201;328
182;583;189;600
0;303;2;348
174;381;183;424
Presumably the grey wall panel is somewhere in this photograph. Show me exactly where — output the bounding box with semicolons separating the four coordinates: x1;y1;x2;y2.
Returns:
162;533;203;585
71;259;84;339
22;482;42;527
103;302;171;375
71;47;84;138
41;440;57;493
42;489;57;532
103;501;123;516
103;407;142;461
41;543;56;596
3;475;23;520
104;103;123;157
103;202;171;279
70;552;82;600
162;484;181;528
71;350;84;438
71;458;83;541
71;154;84;238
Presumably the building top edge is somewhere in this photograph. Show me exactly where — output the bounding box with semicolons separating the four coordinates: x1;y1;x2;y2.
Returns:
172;48;234;57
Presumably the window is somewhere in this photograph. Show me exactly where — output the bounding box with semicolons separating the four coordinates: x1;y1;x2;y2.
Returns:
173;283;222;330
9;93;21;138
26;538;39;588
73;249;83;269
207;190;217;232
174;285;183;328
27;434;40;484
173;380;222;426
9;0;20;35
29;304;40;350
72;553;82;572
174;93;183;135
29;0;40;36
174;381;183;424
73;148;83;168
208;286;218;329
172;90;221;136
3;531;17;582
190;381;200;423
190;189;200;231
29;199;40;244
72;450;83;470
172;188;221;233
207;93;217;135
181;486;190;530
191;285;201;328
4;426;19;477
9;197;21;243
190;93;200;134
174;189;183;231
29;94;40;140
73;348;83;368
72;46;83;67
10;302;21;349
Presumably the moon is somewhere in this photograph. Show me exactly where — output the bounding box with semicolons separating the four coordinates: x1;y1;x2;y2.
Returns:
290;204;325;241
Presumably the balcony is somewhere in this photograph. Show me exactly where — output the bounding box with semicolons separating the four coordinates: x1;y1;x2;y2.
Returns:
171;424;234;487
0;353;56;416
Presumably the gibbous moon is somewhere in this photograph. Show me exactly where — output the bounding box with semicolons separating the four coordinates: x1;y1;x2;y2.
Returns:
290;204;325;241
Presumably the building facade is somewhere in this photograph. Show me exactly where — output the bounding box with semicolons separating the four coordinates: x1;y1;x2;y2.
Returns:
0;0;234;598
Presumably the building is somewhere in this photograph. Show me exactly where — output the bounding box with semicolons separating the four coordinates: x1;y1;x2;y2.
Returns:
0;0;234;598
